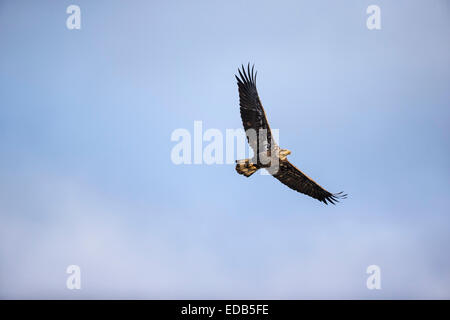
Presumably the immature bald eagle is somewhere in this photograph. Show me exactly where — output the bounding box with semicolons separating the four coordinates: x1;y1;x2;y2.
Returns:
235;64;347;205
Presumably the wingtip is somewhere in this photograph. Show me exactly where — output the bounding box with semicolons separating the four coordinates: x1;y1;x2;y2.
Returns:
236;63;257;84
320;191;347;205
336;191;348;199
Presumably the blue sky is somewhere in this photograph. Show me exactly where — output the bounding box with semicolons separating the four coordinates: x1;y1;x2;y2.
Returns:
0;0;449;298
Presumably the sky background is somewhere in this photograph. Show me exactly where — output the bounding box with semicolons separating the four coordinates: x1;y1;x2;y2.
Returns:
0;0;449;299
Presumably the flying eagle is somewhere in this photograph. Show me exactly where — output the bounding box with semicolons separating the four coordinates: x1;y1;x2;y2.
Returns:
235;64;347;205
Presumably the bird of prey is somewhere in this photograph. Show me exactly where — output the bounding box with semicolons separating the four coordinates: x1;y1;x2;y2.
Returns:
235;64;347;205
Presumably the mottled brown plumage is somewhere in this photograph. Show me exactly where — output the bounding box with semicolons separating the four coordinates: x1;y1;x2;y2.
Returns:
235;64;347;205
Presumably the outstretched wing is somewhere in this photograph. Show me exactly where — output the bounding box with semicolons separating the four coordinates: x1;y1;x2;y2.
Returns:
273;160;347;205
235;64;275;154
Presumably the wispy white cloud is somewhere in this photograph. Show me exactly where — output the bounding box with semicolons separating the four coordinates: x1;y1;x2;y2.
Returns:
1;173;448;299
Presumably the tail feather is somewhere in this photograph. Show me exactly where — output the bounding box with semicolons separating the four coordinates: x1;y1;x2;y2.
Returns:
235;159;259;177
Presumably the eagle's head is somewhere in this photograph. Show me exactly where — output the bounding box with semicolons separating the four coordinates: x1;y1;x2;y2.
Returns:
279;149;291;161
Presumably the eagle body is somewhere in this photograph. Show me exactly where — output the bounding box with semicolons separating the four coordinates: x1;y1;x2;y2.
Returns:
235;64;347;205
